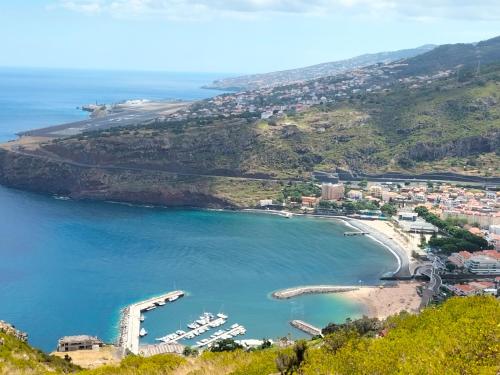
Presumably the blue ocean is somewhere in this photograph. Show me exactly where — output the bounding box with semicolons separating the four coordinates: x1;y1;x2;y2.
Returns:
0;68;397;351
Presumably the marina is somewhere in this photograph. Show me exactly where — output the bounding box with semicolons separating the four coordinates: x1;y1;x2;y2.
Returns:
155;312;246;349
118;290;185;354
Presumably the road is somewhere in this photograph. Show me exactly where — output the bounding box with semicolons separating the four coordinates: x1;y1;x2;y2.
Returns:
4;146;302;184
419;256;444;309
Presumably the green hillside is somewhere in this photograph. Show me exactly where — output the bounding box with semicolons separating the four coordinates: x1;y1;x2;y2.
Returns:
398;35;500;77
1;296;498;374
0;329;80;374
42;64;500;178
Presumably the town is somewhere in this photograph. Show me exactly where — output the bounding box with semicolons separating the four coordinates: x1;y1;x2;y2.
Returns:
144;62;454;125
256;175;499;303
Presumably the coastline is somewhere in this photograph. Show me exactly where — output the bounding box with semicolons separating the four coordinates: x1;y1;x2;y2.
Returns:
336;281;423;320
249;209;421;320
243;209;412;278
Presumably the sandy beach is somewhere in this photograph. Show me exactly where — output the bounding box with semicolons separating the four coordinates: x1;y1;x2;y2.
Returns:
339;282;423;320
355;219;420;259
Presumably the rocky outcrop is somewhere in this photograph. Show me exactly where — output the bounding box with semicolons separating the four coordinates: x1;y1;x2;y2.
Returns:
403;132;500;162
0;149;253;208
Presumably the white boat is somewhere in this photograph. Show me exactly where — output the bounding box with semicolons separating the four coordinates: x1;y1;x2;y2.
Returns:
176;330;186;335
168;295;179;302
157;301;166;306
187;323;199;329
139;328;148;337
230;323;239;329
145;305;156;311
217;313;228;319
140;315;145;322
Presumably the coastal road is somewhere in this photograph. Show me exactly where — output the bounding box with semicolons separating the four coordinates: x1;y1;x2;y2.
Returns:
419;257;443;309
3;146;304;184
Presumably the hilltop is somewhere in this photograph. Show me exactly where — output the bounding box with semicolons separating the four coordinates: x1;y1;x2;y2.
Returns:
0;296;498;374
204;45;435;91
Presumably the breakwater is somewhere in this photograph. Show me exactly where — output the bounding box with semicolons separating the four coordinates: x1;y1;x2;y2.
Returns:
290;320;323;337
118;290;184;354
272;285;359;299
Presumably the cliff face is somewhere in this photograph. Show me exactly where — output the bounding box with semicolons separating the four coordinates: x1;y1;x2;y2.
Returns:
0;149;281;208
405;132;500;162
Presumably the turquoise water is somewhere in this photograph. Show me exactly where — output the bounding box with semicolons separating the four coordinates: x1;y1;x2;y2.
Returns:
0;68;397;351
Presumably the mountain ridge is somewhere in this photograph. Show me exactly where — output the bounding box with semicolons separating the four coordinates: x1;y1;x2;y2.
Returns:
204;44;436;91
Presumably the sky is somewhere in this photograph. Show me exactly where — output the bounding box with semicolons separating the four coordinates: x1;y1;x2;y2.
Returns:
1;1;499;74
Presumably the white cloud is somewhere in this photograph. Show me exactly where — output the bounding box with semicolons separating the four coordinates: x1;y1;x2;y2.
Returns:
53;0;500;21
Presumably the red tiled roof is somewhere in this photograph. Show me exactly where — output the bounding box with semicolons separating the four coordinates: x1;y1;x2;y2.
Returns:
453;284;475;293
458;251;472;259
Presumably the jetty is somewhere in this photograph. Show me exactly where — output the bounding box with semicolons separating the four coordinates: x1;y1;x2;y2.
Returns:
272;285;358;299
118;290;184;354
290;320;323;337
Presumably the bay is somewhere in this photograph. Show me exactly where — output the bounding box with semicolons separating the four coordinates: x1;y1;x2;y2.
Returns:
0;68;397;351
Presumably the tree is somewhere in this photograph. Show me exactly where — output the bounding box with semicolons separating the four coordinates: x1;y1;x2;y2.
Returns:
293;340;308;368
358;179;368;189
419;233;427;249
259;339;272;349
183;346;199;357
275;352;295;375
381;203;397;217
209;338;243;352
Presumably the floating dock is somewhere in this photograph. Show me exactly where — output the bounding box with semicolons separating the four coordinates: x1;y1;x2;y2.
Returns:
118;290;184;354
272;285;358;299
290;320;323;337
156;315;227;344
195;324;246;348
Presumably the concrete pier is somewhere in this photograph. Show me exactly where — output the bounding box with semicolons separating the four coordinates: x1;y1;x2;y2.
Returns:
290;320;323;337
272;285;359;299
118;290;184;354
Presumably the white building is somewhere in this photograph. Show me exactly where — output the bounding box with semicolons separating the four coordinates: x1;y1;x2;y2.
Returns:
465;255;500;275
259;199;274;207
346;190;363;200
